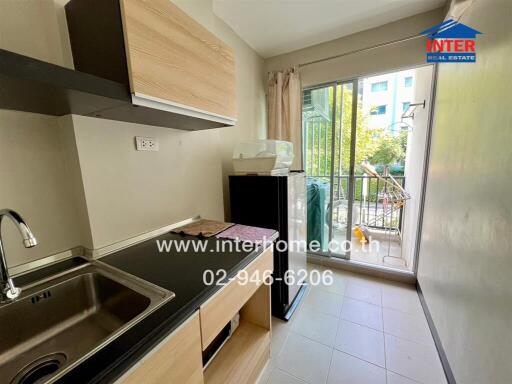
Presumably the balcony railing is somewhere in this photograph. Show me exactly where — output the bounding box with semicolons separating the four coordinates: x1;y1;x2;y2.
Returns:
307;175;405;232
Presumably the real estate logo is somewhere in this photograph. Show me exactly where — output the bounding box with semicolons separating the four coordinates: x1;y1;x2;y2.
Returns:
420;19;482;63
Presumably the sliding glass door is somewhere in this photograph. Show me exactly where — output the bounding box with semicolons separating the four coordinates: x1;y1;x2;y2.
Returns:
303;66;434;272
303;81;356;258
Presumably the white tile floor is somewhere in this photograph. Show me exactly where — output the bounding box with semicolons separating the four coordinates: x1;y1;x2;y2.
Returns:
258;264;446;384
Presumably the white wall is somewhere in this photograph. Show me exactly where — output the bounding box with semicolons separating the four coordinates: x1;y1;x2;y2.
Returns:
0;112;91;266
0;0;71;67
71;116;227;248
265;8;445;87
417;0;512;382
0;0;266;265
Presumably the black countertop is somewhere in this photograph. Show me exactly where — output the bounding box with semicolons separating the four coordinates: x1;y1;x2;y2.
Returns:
23;231;272;383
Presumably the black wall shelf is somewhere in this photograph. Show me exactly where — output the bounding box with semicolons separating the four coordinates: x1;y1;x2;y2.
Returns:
0;48;228;131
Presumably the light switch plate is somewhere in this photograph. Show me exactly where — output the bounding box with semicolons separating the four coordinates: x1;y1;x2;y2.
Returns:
135;136;159;151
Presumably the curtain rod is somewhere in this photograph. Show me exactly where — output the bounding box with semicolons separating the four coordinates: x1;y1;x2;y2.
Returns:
298;34;424;68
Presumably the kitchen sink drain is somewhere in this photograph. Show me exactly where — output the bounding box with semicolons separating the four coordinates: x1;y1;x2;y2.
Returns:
11;353;67;384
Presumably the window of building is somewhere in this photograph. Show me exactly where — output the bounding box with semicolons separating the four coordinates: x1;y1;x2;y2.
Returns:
403;102;411;112
404;76;413;87
303;89;312;106
370;105;387;115
371;81;388;92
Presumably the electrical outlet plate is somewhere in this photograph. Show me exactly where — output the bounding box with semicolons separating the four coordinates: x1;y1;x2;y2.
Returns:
135;136;159;151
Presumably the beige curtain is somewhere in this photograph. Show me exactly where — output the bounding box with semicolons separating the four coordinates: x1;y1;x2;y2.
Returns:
267;67;302;170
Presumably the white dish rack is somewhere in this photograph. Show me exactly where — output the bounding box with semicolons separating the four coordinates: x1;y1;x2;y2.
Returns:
232;140;294;175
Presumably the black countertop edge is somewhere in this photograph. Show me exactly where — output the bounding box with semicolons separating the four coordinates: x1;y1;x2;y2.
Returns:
61;241;269;383
86;243;266;383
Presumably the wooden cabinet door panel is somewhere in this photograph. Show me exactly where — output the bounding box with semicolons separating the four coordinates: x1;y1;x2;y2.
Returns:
119;312;203;384
120;0;236;119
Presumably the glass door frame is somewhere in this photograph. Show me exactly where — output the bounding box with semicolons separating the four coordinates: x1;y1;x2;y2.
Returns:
303;79;359;260
344;78;358;260
304;63;437;275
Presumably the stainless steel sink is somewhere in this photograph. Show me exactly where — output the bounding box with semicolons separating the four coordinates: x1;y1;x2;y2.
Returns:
0;260;174;384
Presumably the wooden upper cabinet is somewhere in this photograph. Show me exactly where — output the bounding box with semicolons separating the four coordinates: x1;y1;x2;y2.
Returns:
65;0;237;129
120;0;237;121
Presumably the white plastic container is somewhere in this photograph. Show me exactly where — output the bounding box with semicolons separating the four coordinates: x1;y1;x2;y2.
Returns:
232;140;294;175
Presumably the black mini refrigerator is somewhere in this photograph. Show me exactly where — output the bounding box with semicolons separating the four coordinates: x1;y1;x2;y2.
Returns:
229;172;307;320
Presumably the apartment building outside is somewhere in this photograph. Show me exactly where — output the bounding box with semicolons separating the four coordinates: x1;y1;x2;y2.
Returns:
361;69;415;135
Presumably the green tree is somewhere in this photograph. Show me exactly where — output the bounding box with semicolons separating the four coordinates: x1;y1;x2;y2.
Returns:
398;130;408;163
333;86;376;175
303;85;410;198
368;133;405;166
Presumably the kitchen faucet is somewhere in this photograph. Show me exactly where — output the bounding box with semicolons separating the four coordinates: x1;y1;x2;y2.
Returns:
0;209;37;302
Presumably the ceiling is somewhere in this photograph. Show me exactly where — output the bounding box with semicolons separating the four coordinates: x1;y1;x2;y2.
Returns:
213;0;446;58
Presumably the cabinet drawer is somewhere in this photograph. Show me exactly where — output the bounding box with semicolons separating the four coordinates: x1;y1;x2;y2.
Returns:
118;312;203;384
199;246;273;349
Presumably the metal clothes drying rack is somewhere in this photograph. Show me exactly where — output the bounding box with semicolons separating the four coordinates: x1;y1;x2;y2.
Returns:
357;163;411;266
386;100;426;134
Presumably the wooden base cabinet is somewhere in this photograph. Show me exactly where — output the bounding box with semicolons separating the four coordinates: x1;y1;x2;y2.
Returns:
203;283;271;384
199;246;273;348
118;313;204;384
117;247;273;384
202;247;273;384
